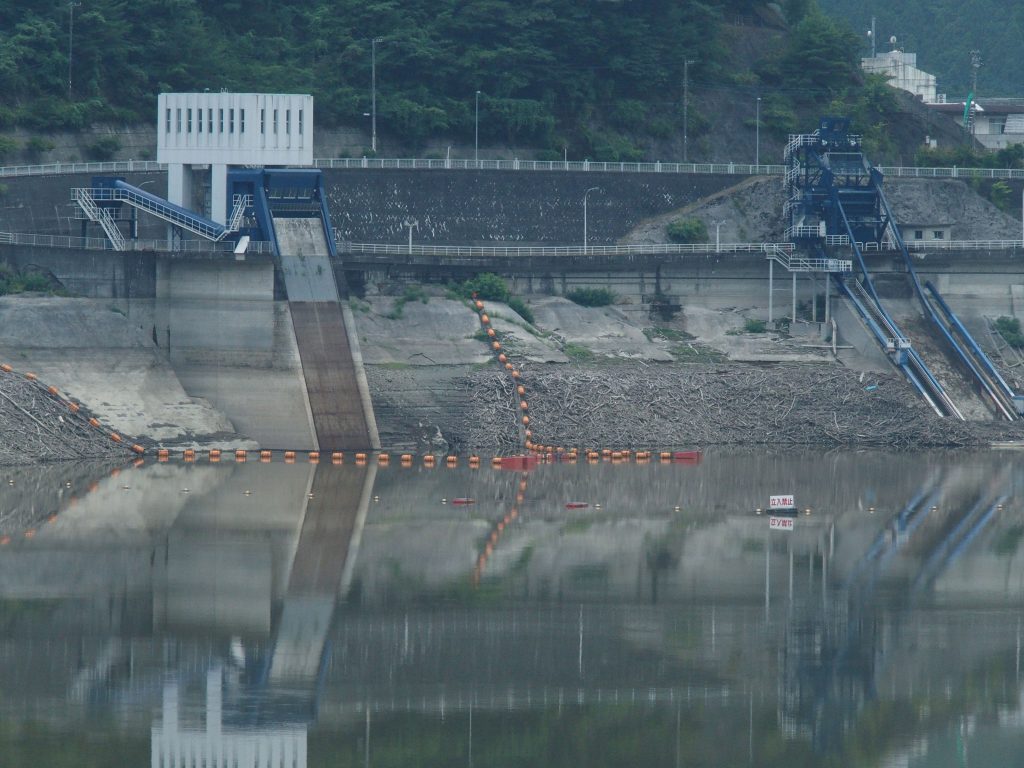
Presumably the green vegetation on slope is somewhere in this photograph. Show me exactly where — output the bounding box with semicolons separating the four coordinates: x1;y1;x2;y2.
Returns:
0;1;918;161
818;0;1024;97
1;0;727;150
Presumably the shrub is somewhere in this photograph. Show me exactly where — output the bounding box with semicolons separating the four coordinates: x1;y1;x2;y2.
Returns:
565;287;616;307
86;135;121;161
25;137;54;161
461;272;510;302
20;272;51;292
995;316;1024;348
744;318;767;333
507;296;534;324
666;218;708;244
0;136;18;163
990;180;1013;212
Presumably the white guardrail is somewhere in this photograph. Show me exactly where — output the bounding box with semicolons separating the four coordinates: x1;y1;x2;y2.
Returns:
339;242;793;257
3;157;1024;180
1;230;1021;256
0;230;274;253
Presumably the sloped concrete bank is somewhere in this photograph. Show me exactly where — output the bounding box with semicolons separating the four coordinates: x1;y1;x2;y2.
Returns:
0;288;1021;461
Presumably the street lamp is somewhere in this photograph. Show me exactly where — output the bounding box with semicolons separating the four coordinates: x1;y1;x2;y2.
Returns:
583;187;600;254
68;1;81;95
714;220;727;253
475;90;481;162
371;36;384;153
755;96;761;168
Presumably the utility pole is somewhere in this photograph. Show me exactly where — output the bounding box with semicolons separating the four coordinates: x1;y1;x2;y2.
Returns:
68;1;81;96
968;50;982;136
683;59;694;163
583;187;600;254
475;90;481;162
755;96;761;168
371;37;383;153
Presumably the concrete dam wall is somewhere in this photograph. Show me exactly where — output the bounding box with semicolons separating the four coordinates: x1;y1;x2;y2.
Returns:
0;168;743;246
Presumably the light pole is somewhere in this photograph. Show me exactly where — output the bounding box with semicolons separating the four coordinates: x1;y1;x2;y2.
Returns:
755;96;761;168
714;220;727;253
474;90;481;162
371;36;383;153
68;1;81;95
583;187;600;254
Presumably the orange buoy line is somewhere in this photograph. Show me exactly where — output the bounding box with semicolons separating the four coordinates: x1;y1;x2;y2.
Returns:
140;447;702;466
472;469;529;584
0;361;145;455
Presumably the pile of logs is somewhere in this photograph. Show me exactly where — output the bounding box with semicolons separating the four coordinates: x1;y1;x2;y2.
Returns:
456;363;1009;452
0;371;133;465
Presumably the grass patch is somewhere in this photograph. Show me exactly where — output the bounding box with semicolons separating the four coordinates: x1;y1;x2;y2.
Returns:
507;295;534;324
565;287;616;307
563;342;595;362
0;264;65;296
384;284;430;319
744;318;767;333
995;316;1024;348
644;326;694;342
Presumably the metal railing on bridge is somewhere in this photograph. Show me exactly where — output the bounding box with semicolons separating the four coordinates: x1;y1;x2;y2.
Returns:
4;156;1024;181
338;241;792;258
0;230;274;254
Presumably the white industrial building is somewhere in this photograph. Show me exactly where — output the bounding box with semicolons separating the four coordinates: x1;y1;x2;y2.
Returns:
861;50;939;104
157;93;314;223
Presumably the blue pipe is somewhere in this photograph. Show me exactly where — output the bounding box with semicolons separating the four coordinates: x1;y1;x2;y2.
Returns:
874;182;1003;416
925;280;1016;400
942;496;1007;569
913;495;989;591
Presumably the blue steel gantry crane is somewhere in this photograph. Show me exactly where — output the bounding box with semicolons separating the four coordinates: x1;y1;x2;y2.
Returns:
783;117;1023;420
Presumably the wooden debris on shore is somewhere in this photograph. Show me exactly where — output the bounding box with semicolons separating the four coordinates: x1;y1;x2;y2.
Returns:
0;371;133;465
457;364;1006;452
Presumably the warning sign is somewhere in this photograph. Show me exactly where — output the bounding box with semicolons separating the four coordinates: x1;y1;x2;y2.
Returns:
769;495;795;509
769;516;794;531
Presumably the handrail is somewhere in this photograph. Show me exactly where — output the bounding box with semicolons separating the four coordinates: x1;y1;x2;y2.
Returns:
0;230;274;253
3;156;1024;180
337;241;793;257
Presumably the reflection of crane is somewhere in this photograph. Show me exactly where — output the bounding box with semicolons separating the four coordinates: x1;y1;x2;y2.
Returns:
779;467;1013;752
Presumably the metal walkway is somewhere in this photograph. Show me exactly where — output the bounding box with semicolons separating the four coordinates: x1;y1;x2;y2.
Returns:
72;178;249;250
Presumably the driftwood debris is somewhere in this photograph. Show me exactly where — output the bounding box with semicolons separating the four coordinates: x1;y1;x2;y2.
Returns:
455;364;1011;453
0;371;133;465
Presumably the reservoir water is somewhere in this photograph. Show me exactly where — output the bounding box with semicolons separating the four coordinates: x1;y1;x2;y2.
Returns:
1;450;1022;766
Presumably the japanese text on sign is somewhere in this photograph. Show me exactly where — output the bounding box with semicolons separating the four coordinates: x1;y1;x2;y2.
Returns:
769;495;795;509
769;516;794;531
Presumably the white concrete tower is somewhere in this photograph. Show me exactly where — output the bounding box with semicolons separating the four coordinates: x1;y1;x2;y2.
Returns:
157;93;314;224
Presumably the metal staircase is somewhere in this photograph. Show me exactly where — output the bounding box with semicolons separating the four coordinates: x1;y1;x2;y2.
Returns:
72;188;126;251
763;243;850;273
72;180;252;248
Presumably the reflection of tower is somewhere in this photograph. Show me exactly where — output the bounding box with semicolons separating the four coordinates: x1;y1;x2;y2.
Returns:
153;666;307;768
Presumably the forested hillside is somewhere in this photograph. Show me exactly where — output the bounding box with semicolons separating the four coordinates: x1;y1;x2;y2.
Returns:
0;0;940;162
818;0;1024;97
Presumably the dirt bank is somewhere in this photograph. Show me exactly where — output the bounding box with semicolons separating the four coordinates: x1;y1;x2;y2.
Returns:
367;362;1017;454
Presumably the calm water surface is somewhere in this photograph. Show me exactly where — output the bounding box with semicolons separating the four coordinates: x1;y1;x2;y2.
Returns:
1;450;1023;767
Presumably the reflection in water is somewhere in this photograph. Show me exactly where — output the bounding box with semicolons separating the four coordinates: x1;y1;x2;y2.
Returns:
0;450;1022;766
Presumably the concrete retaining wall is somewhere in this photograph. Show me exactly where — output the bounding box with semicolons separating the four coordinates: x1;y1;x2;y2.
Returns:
326;169;743;245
